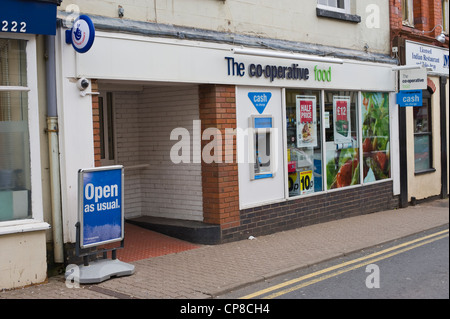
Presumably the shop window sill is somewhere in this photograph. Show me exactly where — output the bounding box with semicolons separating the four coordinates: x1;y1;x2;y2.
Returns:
0;219;50;236
414;168;436;176
316;8;361;23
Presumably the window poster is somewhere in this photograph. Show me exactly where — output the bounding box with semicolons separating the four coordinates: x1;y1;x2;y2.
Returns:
333;96;351;144
361;92;390;182
296;95;317;148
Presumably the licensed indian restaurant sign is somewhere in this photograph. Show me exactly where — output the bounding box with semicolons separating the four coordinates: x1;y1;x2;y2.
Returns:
405;40;449;76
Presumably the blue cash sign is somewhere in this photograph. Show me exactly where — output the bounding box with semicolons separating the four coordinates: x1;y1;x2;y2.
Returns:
396;90;423;107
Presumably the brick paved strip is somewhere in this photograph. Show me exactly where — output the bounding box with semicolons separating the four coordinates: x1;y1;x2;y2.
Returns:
86;285;138;299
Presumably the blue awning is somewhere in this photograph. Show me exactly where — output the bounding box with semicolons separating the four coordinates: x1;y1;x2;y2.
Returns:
1;0;60;35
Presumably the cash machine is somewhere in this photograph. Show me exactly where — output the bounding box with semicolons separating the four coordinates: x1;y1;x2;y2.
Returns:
249;115;275;180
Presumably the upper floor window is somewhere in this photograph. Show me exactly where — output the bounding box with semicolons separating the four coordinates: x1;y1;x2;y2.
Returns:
443;0;449;34
402;0;414;27
317;0;350;14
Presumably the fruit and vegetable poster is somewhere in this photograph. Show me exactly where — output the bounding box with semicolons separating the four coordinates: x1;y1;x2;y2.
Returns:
333;96;351;144
296;96;317;148
361;92;390;182
326;146;359;189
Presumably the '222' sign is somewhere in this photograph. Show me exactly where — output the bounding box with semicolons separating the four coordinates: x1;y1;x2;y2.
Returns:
1;20;27;33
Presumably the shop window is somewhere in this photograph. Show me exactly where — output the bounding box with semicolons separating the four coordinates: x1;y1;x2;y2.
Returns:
361;92;391;182
98;92;116;165
402;0;414;27
324;91;359;189
0;39;31;221
286;90;323;197
413;90;433;173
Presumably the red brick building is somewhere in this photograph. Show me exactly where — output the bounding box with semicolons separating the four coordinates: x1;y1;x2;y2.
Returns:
390;0;448;49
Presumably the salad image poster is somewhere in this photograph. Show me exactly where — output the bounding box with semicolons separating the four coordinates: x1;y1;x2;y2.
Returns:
333;96;351;144
362;92;390;182
296;96;317;148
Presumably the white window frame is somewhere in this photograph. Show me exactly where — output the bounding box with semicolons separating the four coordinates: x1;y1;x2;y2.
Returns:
402;0;414;27
443;0;449;34
0;33;46;231
317;0;351;14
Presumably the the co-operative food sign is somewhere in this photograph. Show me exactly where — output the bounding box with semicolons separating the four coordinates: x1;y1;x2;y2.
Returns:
78;166;124;248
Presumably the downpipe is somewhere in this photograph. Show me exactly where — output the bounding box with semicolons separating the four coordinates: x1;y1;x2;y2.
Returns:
47;117;64;263
45;35;64;263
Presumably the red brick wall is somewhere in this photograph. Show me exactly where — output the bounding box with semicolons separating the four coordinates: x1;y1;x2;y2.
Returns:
199;85;240;229
390;0;403;31
91;79;101;167
390;0;448;47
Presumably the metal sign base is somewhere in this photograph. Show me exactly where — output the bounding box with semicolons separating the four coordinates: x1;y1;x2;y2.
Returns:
66;221;135;284
65;258;135;284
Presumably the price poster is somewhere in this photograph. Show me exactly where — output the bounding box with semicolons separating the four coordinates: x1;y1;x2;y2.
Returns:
296;96;317;148
333;96;351;144
299;170;314;195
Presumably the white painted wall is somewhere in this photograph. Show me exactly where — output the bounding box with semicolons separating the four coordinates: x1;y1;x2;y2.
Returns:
59;0;390;54
56;28;96;243
76;32;396;92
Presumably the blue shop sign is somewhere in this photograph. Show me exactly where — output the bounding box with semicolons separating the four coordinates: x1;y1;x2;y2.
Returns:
248;92;272;114
397;90;423;107
66;15;96;53
1;0;59;35
78;166;124;248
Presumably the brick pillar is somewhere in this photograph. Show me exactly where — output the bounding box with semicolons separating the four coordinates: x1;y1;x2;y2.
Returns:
199;85;240;229
91;79;101;167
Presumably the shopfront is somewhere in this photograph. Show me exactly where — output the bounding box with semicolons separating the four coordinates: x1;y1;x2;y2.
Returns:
0;0;60;290
56;19;400;250
228;54;399;241
401;40;449;203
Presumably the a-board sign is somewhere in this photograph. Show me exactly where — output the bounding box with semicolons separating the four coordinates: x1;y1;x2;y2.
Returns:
78;165;124;249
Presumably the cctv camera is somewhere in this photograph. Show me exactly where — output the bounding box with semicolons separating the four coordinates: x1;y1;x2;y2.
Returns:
77;78;90;91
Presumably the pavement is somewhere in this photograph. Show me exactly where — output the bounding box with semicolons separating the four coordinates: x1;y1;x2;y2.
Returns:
0;198;448;300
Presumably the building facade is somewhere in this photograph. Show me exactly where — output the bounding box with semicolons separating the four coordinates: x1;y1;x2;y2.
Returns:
390;0;449;206
55;0;401;259
1;0;423;289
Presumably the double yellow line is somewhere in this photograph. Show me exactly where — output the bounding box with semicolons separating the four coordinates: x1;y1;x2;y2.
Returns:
240;228;449;299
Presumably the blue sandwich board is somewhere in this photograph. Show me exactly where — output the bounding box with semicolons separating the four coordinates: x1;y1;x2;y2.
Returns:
78;165;124;249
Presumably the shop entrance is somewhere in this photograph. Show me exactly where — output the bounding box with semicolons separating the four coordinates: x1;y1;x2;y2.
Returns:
96;82;217;253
